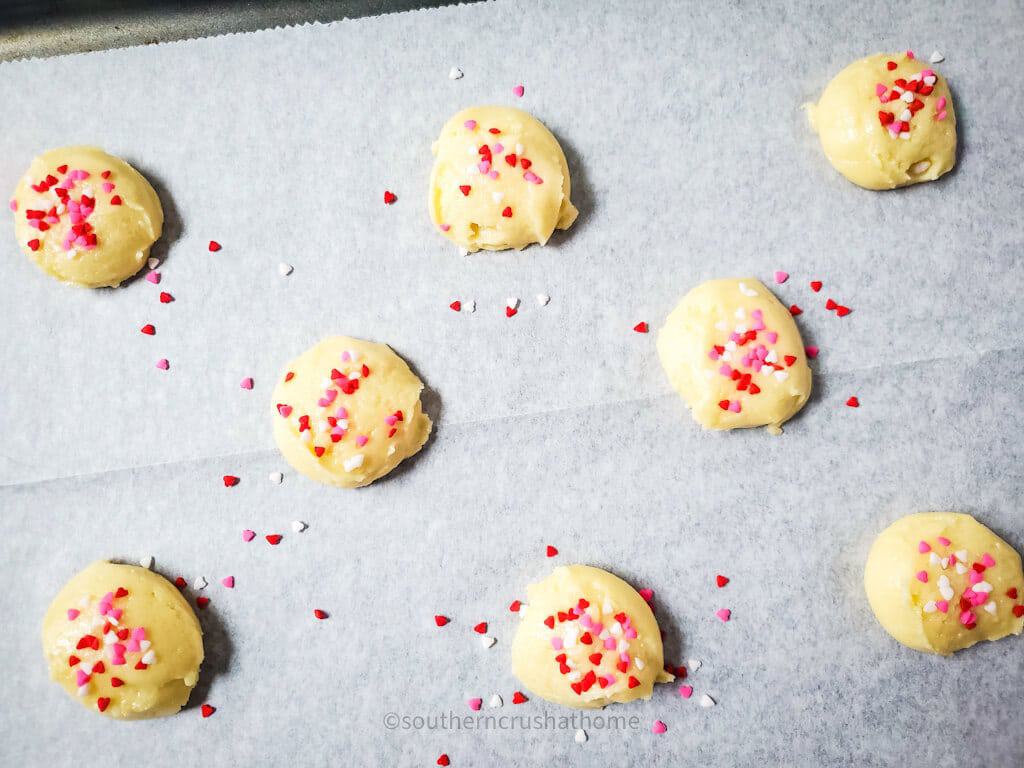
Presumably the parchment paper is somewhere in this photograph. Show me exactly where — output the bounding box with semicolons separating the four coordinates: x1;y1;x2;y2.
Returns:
1;1;1022;766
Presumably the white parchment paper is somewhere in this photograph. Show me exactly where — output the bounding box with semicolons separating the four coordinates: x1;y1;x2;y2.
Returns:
1;1;1022;766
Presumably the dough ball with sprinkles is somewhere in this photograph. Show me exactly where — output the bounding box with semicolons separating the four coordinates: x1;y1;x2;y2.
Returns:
511;565;674;708
865;512;1024;655
41;561;203;719
807;52;956;190
271;336;432;489
657;278;812;435
429;105;578;252
10;147;163;287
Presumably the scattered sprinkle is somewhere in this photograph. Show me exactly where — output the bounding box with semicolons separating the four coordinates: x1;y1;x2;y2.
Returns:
805;346;819;358
930;51;944;63
489;694;503;708
511;691;528;704
140;324;155;336
270;472;284;484
383;190;397;205
265;534;283;545
574;729;587;744
536;293;550;306
314;609;329;620
473;622;488;634
513;84;525;98
139;556;153;569
147;257;159;270
688;659;702;672
810;281;822;292
846;396;860;408
468;698;482;711
633;322;649;333
159;291;173;303
546;545;559;558
449;66;463;80
715;608;731;622
436;755;450;767
638;588;654;604
242;529;256;542
480;635;497;649
208;241;221;252
222;475;240;487
291;520;307;532
221;576;234;588
278;263;293;277
196;597;210;609
651;720;667;734
789;304;803;316
774;271;789;284
434;615;450;627
155;359;169;371
146;271;161;285
716;574;729;588
450;300;462;312
193;576;208;591
200;704;216;718
699;694;716;708
240;377;254;390
679;684;693;699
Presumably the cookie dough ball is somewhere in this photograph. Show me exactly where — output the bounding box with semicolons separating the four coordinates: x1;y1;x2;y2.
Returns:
10;146;163;287
272;336;432;488
429;106;578;252
41;561;203;719
865;513;1024;655
807;52;956;190
511;565;673;708
657;278;812;435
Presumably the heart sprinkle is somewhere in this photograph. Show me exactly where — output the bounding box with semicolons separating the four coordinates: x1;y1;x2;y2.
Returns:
201;704;216;718
208;240;221;252
651;720;667;734
314;609;329;620
513;84;525;98
383;190;397;205
546;545;559;558
434;615;450;627
242;529;256;542
846;396;860;408
222;475;240;487
774;271;789;284
716;574;729;588
716;608;731;622
265;534;282;545
633;322;649;333
511;691;528;704
240;377;254;390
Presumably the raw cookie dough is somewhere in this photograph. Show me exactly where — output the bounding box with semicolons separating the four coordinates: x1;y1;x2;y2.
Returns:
511;565;673;708
807;52;956;190
41;561;203;719
865;513;1024;655
272;336;432;488
10;146;163;287
657;278;811;434
429;105;578;252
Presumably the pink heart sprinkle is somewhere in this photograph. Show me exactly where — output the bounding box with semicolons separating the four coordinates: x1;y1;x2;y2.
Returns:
716;608;731;622
242;529;256;542
651;720;667;735
356;435;369;447
936;600;949;613
918;541;931;553
145;271;160;284
679;685;693;699
67;609;80;621
982;553;995;567
805;346;819;359
155;359;169;370
513;84;525;98
937;536;951;546
875;83;887;97
8;200;16;212
728;401;741;413
76;670;90;686
221;576;235;588
468;698;482;711
773;270;789;284
102;182;115;193
385;415;397;426
240;377;254;390
915;570;928;583
968;570;982;585
638;588;654;603
464;119;477;131
440;224;451;232
278;404;293;417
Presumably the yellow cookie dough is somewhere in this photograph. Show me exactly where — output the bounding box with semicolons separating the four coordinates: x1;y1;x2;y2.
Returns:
511;565;673;708
429;105;578;252
272;336;432;488
10;146;163;287
42;561;203;719
807;52;956;190
865;513;1024;655
657;278;812;434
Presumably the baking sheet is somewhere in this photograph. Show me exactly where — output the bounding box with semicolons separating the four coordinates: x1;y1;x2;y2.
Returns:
1;1;1022;766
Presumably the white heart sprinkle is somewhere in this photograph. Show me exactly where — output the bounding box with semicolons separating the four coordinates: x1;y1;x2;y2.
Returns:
738;282;757;297
699;694;716;708
955;550;968;562
941;557;949;569
140;640;151;652
506;297;520;310
492;192;504;204
489;694;503;708
955;563;967;575
574;729;587;744
448;66;464;80
147;257;159;270
923;601;937;613
269;472;283;484
688;658;702;672
902;91;914;103
634;657;645;670
343;454;365;472
480;635;497;648
458;247;469;257
536;294;550;306
929;51;944;63
466;300;476;313
291;520;308;533
139;556;153;569
278;263;293;277
774;370;789;382
193;576;208;591
983;601;996;614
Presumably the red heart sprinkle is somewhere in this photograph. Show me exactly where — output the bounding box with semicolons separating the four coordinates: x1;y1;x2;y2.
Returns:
473;622;488;634
114;587;128;598
159;291;173;303
436;755;450;767
222;475;239;487
633;322;649;333
789;304;802;316
1013;605;1024;618
140;324;155;335
109;195;122;206
616;660;628;673
627;676;640;689
135;660;148;670
825;298;837;310
201;704;216;718
208;240;222;252
449;300;461;312
1007;588;1019;600
434;615;449;627
716;574;729;588
579;632;593;645
886;61;897;70
110;677;124;687
512;691;528;704
68;655;80;667
571;682;582;695
92;661;105;674
810;281;822;292
505;306;517;317
314;609;329;620
27;239;40;251
266;534;282;545
196;597;210;609
784;355;797;367
314;446;325;457
748;383;761;394
96;697;110;713
543;615;555;629
284;371;295;382
116;628;130;641
520;158;532;169
505;154;517;166
588;653;602;665
509;600;522;612
58;165;69;174
502;206;513;218
459;185;471;196
836;305;852;317
383;190;397;205
175;577;187;589
846;396;860;408
718;400;730;410
546;545;558;557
